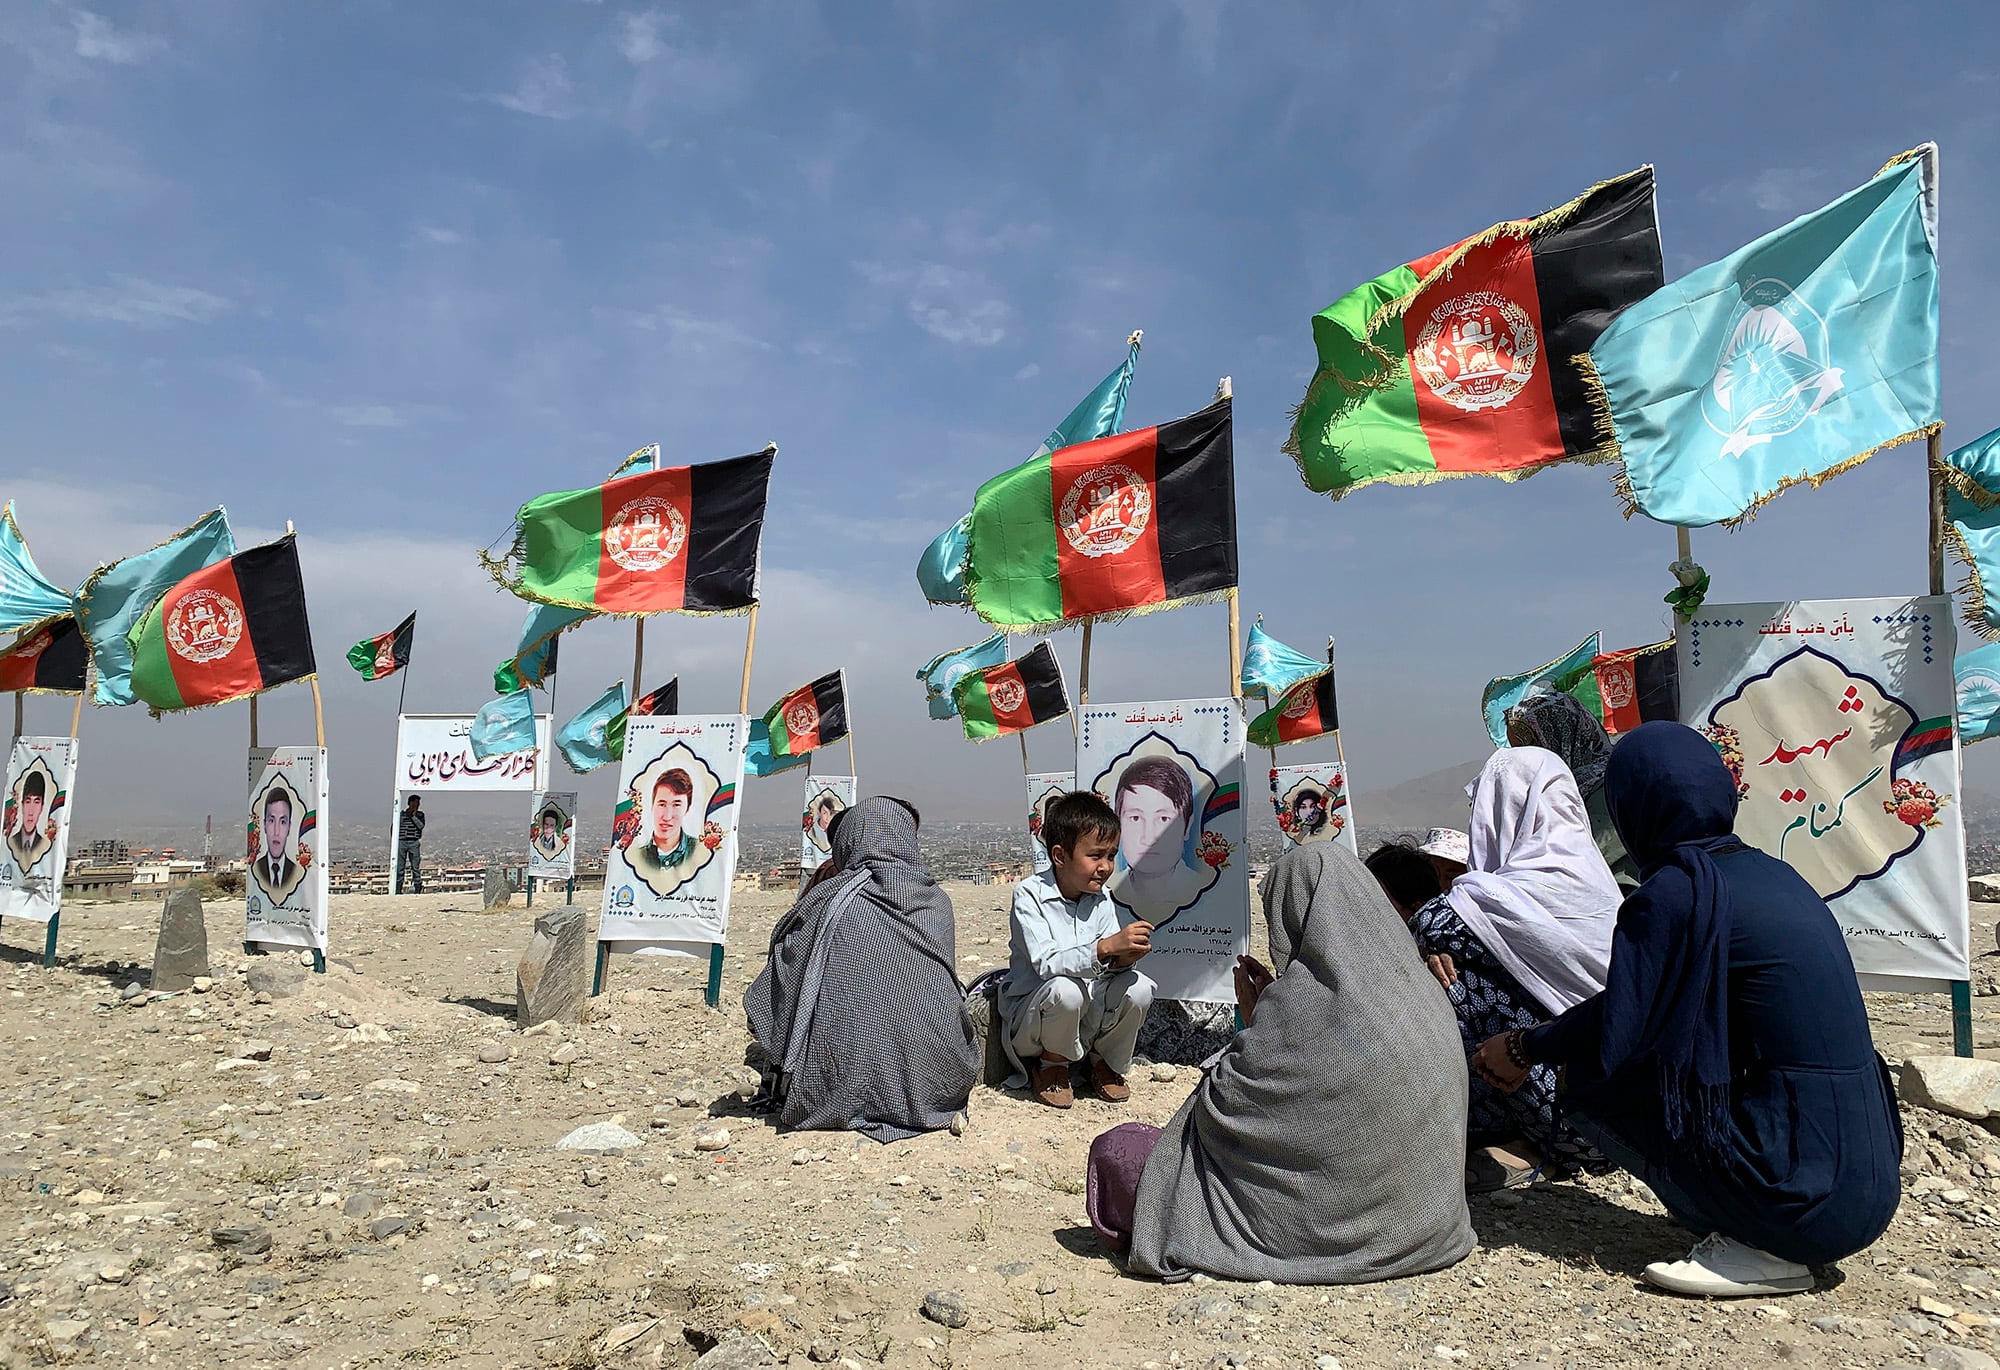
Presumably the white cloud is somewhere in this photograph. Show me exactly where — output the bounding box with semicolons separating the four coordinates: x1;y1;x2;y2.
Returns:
481;55;576;120
854;260;1012;348
325;403;455;429
70;9;168;65
617;11;667;63
0;275;231;328
1013;363;1040;381
624;305;775;355
415;225;466;246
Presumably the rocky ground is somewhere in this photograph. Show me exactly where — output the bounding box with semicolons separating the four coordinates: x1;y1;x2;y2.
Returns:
0;885;1998;1369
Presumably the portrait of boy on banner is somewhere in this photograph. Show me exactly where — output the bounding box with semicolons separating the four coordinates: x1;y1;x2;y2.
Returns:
528;790;577;880
0;738;75;923
798;775;857;891
601;715;746;947
1270;761;1360;857
246;747;328;952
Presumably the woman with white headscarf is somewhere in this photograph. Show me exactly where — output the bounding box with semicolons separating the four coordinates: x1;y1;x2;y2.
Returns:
1406;747;1623;1187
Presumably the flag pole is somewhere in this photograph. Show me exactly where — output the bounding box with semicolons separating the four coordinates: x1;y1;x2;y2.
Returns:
846;728;857;776
310;679;325;750
249;695;259;751
632;618;646;712
67;692;81;740
738;604;760;714
1078;622;1092;706
1227;588;1243;699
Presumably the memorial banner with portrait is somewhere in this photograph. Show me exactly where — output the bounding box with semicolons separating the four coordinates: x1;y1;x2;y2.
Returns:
1024;770;1075;868
527;790;578;881
600;714;746;947
247;747;329;952
0;736;77;922
798;775;856;891
1270;761;1358;857
1078;699;1248;1004
1679;597;1968;984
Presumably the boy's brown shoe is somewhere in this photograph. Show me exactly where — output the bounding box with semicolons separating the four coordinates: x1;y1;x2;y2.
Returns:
1089;1056;1130;1104
1031;1058;1073;1109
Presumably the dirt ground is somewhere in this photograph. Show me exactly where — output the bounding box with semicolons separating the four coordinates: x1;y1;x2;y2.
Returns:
0;881;1997;1370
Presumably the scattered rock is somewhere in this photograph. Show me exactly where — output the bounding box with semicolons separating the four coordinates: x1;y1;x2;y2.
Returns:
691;1337;775;1369
483;866;512;910
517;906;588;1028
950;1110;967;1136
119;981;145;1002
192;975;213;993
1151;1063;1179;1083
151;887;210;992
921;1290;968;1329
246;961;305;999
477;1043;510;1064
369;1216;415;1241
1927;1348;2000;1370
808;1340;841;1363
693;1125;732;1153
582;1168;607;1188
365;1079;423;1097
211;1225;272;1256
549;1041;581;1066
347;1022;393;1044
1901;1057;2000;1120
343;1193;381;1219
792;1148;812;1166
240;1039;274;1061
555;1122;643;1153
650;1105;675;1130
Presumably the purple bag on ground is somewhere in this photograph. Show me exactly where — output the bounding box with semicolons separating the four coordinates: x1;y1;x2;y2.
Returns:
1086;1121;1163;1253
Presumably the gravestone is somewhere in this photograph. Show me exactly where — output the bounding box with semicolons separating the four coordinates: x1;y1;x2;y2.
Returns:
517;905;588;1028
151;888;210;992
483;866;511;910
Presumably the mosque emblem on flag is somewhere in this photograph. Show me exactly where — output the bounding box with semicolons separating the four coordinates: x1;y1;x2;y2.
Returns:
1281;683;1316;719
1058;463;1152;559
166;590;244;665
783;696;820;741
604;496;688;573
990;678;1026;715
1412;290;1538;412
1701;278;1845;458
12;629;49;662
1598;661;1636;711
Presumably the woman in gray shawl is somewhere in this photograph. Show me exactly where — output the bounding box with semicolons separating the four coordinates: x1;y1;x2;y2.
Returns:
1098;842;1476;1283
744;798;979;1142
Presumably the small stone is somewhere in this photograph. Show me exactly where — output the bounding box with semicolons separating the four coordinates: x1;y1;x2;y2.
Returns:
252;991;272;1005
477;1043;509;1065
1920;1296;1962;1318
1316;1359;1343;1370
211;1225;273;1255
97;1262;130;1284
555;1122;643;1153
135;1081;165;1101
369;1216;414;1241
1902;1057;2000;1120
649;1105;675;1130
792;1149;812;1166
581;1169;607;1188
44;1320;90;1345
691;1337;776;1369
1151;1063;1179;1083
549;1042;581;1066
246;961;305;999
348;1022;393;1044
192;975;213;993
888;1174;913;1187
693;1125;732;1153
1926;1348;2000;1370
343;1193;380;1219
950;1111;967;1137
120;981;145;1001
920;1290;968;1329
365;1079;422;1096
808;1341;841;1364
241;1039;274;1061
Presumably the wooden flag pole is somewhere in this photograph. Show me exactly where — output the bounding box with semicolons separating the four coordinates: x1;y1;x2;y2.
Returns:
1018;730;1032;777
632;618;646;709
845;728;857;777
738;604;760;714
1078;622;1093;706
1227;588;1243;699
68;692;81;740
310;678;326;750
249;695;260;750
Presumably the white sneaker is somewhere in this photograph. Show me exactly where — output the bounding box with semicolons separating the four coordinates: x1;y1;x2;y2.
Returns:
1642;1233;1813;1297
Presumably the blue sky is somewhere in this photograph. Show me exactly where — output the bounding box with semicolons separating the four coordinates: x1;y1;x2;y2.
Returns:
5;0;2000;834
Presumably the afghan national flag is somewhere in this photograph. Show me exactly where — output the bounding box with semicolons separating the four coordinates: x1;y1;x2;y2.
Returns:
481;448;773;616
126;534;316;714
1250;669;1339;746
0;616;88;695
1286;168;1662;500
632;677;678;717
1575;639;1679;736
952;642;1069;741
1895;716;1954;774
966;397;1235;629
762;670;848;759
346;611;415;682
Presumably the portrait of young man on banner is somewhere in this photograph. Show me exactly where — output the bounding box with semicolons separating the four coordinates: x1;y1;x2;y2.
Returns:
246;747;328;951
1270;762;1359;857
798;775;857;890
249;776;309;911
601;715;747;948
528;790;578;880
0;737;77;923
5;759;58;875
1024;770;1075;867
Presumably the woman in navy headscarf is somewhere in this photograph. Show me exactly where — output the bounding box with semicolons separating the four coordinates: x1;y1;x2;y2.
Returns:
1472;722;1902;1298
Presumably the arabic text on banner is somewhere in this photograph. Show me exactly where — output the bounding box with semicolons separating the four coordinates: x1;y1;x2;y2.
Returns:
599;714;748;947
394;714;551;794
1677;597;1968;982
1077;699;1249;1005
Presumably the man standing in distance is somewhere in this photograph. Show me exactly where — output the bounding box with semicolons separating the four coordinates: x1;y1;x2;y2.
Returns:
397;795;426;894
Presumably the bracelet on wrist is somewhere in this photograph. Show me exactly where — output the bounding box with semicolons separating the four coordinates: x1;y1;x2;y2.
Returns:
1503;1029;1530;1069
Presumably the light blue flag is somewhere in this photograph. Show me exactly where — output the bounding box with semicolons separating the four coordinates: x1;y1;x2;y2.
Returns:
0;503;72;633
555;681;628;774
917;339;1140;604
744;716;811;777
1240;619;1326;700
1587;148;1939;528
496;601;591;693
1957;642;2000;747
1944;426;2000;636
917;632;1009;720
1481;632;1600;749
75;507;236;707
605;443;660;480
470;689;538;760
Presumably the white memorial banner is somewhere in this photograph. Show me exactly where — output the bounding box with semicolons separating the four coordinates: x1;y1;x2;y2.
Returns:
799;775;856;891
1078;699;1248;1004
247;747;329;952
0;736;77;922
1025;770;1075;868
600;715;746;947
528;790;578;881
394;713;550;793
1270;760;1359;857
1679;597;1968;983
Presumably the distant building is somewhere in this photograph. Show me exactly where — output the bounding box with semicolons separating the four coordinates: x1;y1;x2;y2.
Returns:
760;860;803;891
133;859;205;892
64;864;134;902
82;838;132;865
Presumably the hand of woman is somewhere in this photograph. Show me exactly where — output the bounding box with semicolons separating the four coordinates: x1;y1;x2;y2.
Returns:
1233;954;1274;1026
1423;951;1457;990
1472;1031;1532;1094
